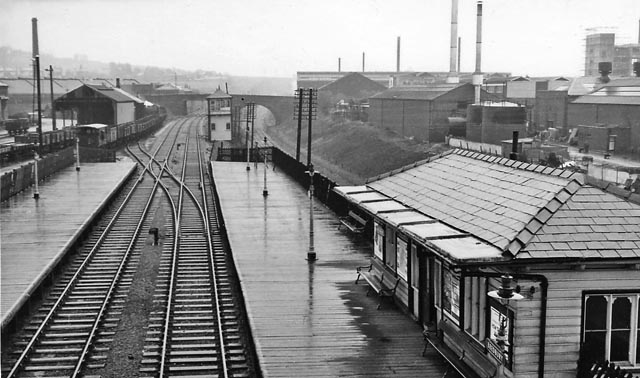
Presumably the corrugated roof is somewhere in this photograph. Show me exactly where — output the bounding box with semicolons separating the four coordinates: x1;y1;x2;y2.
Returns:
370;83;467;101
572;96;640;105
572;81;640;105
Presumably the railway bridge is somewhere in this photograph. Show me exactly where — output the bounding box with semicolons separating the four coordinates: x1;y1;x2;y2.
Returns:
230;94;294;125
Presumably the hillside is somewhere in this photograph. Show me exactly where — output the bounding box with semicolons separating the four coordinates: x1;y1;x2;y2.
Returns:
267;117;449;185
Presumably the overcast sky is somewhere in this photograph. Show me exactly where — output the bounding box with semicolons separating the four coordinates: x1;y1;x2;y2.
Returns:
1;0;639;78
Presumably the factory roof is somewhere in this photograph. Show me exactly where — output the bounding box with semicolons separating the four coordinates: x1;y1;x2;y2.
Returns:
370;83;469;101
572;79;640;105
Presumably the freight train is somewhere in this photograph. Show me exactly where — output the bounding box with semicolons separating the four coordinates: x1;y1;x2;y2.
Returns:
1;106;166;163
2;118;31;136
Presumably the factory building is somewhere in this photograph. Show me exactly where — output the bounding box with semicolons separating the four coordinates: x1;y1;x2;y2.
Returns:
368;83;478;143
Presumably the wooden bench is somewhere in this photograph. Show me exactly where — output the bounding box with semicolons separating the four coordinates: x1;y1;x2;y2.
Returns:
339;210;366;233
423;319;498;378
355;265;400;309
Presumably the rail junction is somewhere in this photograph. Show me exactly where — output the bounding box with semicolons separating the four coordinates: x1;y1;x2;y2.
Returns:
2;115;450;378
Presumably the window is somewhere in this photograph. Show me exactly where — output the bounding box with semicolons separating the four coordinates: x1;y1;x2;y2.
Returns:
441;267;460;323
396;236;408;280
464;276;487;341
226;122;231;130
373;222;384;260
583;293;640;366
384;227;396;269
211;122;216;130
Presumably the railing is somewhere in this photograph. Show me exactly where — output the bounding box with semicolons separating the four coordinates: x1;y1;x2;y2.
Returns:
215;146;352;215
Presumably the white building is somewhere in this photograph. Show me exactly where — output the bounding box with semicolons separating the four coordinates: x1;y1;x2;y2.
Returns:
207;88;232;142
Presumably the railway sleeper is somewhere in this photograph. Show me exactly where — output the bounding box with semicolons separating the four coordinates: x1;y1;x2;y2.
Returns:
169;356;219;364
168;364;220;372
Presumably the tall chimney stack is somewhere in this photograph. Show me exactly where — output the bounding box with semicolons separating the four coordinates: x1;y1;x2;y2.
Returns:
473;1;484;104
446;0;459;83
397;36;401;72
32;18;39;59
362;52;365;72
338;57;341;72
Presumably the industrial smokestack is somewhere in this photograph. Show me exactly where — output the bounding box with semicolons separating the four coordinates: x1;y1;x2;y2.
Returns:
446;0;459;83
31;18;39;58
473;1;484;104
362;52;365;72
397;36;401;72
338;57;341;72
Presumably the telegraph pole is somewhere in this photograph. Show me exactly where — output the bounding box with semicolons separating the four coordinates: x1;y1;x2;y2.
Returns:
46;65;57;130
35;55;43;155
306;88;317;168
295;89;303;161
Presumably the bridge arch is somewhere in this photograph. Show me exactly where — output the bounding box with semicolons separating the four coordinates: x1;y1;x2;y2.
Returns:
230;94;293;126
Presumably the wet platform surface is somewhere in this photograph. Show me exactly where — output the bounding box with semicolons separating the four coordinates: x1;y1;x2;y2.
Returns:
0;161;137;328
212;161;449;377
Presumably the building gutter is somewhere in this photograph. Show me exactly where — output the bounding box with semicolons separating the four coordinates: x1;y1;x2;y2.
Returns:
458;268;548;378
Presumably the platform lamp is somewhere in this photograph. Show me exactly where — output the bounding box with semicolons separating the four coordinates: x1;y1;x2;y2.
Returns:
262;137;269;197
306;163;317;262
488;275;523;365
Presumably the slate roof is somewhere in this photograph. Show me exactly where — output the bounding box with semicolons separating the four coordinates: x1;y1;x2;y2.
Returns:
365;149;640;261
520;187;640;260
85;84;138;103
207;88;232;99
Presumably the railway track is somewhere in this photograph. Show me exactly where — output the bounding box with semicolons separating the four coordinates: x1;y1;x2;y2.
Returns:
136;116;254;378
2;116;257;378
2;156;168;377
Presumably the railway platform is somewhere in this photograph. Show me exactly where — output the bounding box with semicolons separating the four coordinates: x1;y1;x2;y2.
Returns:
212;161;450;377
0;161;137;329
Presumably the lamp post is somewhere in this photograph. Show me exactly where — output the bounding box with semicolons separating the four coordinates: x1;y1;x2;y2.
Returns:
262;137;268;197
75;137;80;171
487;275;523;367
306;163;316;262
33;152;40;199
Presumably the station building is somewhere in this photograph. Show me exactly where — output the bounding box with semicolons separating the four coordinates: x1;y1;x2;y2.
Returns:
334;149;640;378
54;83;145;125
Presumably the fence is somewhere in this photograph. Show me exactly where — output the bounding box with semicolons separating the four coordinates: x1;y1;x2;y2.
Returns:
216;146;350;214
1;147;75;202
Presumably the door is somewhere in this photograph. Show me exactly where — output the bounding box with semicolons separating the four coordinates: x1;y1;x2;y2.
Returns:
410;243;420;319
